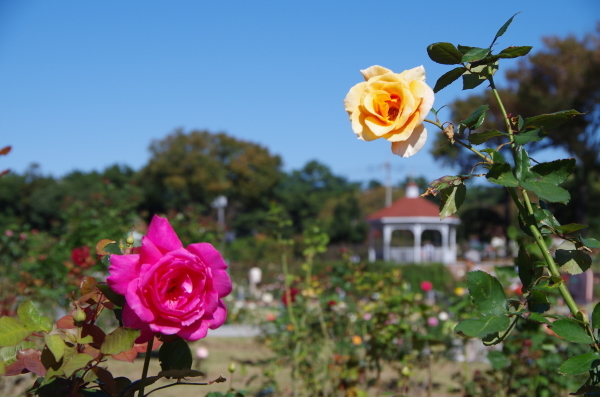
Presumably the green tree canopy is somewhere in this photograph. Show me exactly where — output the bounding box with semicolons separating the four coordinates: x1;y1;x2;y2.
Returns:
139;129;282;230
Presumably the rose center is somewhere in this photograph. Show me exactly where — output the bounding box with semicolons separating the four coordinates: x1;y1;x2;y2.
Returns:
387;106;399;121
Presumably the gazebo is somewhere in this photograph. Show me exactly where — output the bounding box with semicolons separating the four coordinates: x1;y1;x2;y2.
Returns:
367;182;460;264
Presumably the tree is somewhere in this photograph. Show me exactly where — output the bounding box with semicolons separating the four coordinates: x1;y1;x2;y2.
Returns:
139;129;282;234
276;160;360;235
431;26;600;226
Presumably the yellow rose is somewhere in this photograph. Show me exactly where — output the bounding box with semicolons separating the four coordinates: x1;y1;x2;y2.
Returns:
344;65;434;157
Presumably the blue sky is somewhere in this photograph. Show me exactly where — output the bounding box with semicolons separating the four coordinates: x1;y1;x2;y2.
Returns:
1;0;598;186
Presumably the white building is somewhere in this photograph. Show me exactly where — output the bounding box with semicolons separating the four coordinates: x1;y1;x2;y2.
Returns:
367;182;460;264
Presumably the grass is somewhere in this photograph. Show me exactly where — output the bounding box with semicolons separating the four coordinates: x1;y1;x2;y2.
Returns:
105;337;488;397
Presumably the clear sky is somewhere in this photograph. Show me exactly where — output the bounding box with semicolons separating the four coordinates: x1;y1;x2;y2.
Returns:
1;0;598;186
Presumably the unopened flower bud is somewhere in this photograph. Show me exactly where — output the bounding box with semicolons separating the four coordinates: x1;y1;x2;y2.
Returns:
126;234;134;247
228;362;236;373
73;303;86;324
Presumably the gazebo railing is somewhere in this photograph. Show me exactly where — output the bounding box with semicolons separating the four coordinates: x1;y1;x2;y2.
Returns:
389;247;445;263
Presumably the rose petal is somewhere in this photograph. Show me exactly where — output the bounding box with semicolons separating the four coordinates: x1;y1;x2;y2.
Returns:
187;243;228;270
211;269;233;297
140;236;164;265
107;254;141;295
177;320;210;341
145;215;183;254
391;125;428;158
360;65;393;81
208;300;227;329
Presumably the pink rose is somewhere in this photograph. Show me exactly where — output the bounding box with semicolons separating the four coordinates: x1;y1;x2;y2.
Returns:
107;215;232;342
420;281;433;292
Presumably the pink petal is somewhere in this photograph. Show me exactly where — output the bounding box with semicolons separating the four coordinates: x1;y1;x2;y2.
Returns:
211;269;232;298
187;242;227;270
139;236;163;265
208;300;227;329
107;254;141;295
126;281;155;323
145;215;183;254
177;320;210;341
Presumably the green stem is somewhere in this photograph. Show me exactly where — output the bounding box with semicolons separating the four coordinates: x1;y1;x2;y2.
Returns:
138;336;154;397
487;74;598;347
424;118;490;163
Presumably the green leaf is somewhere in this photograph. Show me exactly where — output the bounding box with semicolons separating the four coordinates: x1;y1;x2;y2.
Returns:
519;180;570;204
0;341;35;364
522;110;584;131
514;128;546;145
467;270;508;316
462;73;486;90
532;276;564;292
159;338;193;371
526;312;550;324
491;13;519;47
551;319;594;344
555;241;592;275
487;351;510;370
481;149;505;163
439;183;466;220
516;246;541;293
558;352;600;375
579;235;600;249
44;334;66;362
0;317;32;347
433;67;466;93
532;205;561;234
461;105;489;129
528;158;576;186
592;303;600;329
486;163;518;187
496;45;532;59
426;42;464;65
455;316;510;338
467;129;507;145
100;327;140;355
555;223;587;234
514;146;529;182
63;353;94;378
527;290;550;313
461;47;490;63
457;45;475;54
17;301;51;332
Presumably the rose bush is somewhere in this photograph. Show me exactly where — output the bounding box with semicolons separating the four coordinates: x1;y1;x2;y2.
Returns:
344;65;434;157
107;215;232;342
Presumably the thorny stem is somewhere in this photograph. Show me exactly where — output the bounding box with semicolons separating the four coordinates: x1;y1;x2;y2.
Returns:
138;336;154;397
487;74;598;347
423;118;490;163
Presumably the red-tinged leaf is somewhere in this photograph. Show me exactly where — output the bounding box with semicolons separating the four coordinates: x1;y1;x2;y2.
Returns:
82;345;101;360
4;360;27;375
96;239;117;258
0;169;9;177
134;336;163;353
80;277;98;296
111;347;138;363
93;366;117;396
23;356;46;376
0;146;11;155
57;315;76;329
82;324;106;349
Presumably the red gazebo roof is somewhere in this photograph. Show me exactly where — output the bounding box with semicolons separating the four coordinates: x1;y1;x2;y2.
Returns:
368;196;442;220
